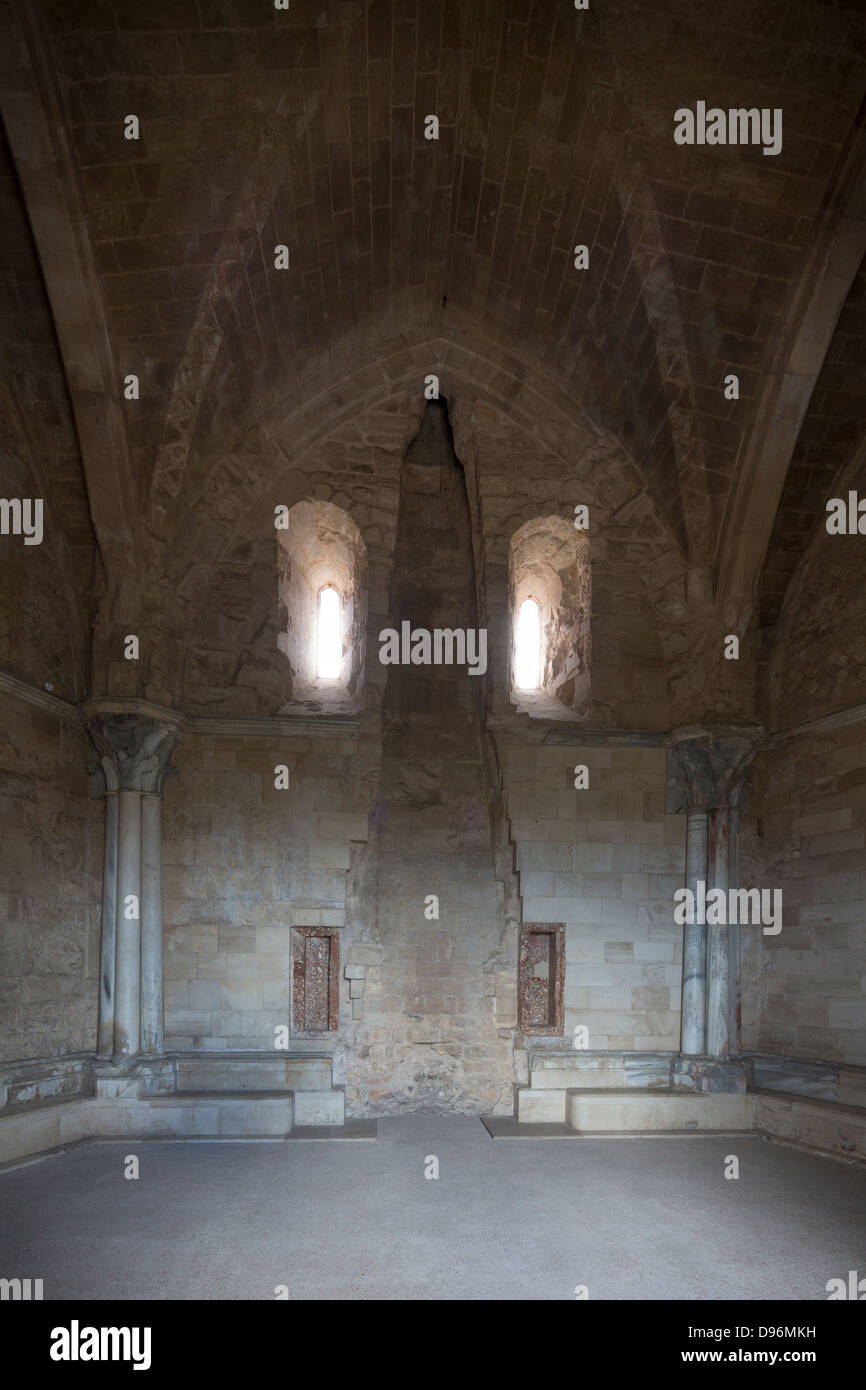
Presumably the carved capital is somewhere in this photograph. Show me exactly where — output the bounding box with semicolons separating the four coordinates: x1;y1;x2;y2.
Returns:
88;713;179;794
666;724;763;813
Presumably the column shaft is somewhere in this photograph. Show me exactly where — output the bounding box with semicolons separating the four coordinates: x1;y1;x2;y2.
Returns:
97;791;119;1058
114;788;142;1057
140;792;164;1054
681;807;708;1055
706;806;730;1056
728;805;741;1052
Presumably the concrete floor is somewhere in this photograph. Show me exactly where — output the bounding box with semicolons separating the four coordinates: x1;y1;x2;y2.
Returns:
1;1117;864;1299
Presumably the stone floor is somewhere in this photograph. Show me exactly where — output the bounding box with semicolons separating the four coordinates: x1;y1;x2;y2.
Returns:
1;1116;864;1300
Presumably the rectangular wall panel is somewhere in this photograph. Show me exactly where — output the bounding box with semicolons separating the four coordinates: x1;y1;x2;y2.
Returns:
292;928;340;1034
519;923;565;1034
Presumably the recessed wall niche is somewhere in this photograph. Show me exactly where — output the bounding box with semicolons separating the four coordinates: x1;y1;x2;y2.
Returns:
277;500;367;715
518;923;565;1035
292;927;340;1034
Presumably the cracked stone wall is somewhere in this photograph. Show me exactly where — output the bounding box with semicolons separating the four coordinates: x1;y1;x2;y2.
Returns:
0;692;102;1062
161;401;519;1115
356;401;514;1115
157;394;687;1112
501;741;685;1051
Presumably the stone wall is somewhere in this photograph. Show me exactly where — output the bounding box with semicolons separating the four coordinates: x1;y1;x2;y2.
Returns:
0;125;94;706
450;398;674;732
161;733;688;1103
0;446;84;701
180;414;405;719
0;690;101;1062
348;402;516;1117
161;396;687;1111
161;726;368;1062
740;721;866;1065
501;740;685;1050
767;516;866;730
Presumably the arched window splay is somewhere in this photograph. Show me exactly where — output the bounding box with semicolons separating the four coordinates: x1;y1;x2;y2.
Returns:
515;598;541;690
276;499;367;715
508;515;591;719
316;586;341;678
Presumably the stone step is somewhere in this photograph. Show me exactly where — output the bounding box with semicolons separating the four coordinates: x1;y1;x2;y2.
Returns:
0;1078;346;1159
0;1095;284;1165
173;1065;345;1125
175;1054;332;1093
293;1088;345;1127
516;1087;567;1124
85;1093;296;1140
565;1088;754;1133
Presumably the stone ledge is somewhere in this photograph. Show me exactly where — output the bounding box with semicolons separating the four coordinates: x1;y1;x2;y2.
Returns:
0;1054;95;1115
747;1053;866;1107
754;1090;866;1162
0;1092;297;1161
175;1054;333;1093
167;1089;293;1101
3;666;863;746
752;1087;866;1118
566;1088;755;1133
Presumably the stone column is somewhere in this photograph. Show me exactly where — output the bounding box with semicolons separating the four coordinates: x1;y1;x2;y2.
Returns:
115;787;142;1056
140;792;164;1054
727;802;741;1052
726;757;753;1056
706;806;730;1056
88;709;180;1060
668;727;761;1060
682;806;709;1055
96;790;118;1058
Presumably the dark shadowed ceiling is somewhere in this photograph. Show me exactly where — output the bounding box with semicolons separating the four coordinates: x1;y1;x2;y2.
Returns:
0;0;864;725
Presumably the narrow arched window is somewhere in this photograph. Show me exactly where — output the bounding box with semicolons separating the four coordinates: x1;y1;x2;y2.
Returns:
515;597;541;690
316;586;341;678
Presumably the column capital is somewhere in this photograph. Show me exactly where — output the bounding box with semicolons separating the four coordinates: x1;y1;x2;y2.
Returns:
87;709;180;794
666;724;764;812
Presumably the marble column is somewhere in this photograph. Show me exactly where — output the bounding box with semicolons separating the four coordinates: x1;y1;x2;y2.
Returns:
727;803;741;1052
115;787;142;1056
96;790;118;1058
668;727;761;1060
682;806;709;1055
140;792;164;1054
88;710;179;1060
706;806;730;1057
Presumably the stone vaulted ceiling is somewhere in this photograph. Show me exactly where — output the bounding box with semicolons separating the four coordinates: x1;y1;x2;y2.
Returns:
0;0;864;726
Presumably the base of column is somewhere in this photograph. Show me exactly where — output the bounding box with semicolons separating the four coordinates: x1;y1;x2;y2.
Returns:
93;1056;175;1100
671;1056;751;1093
